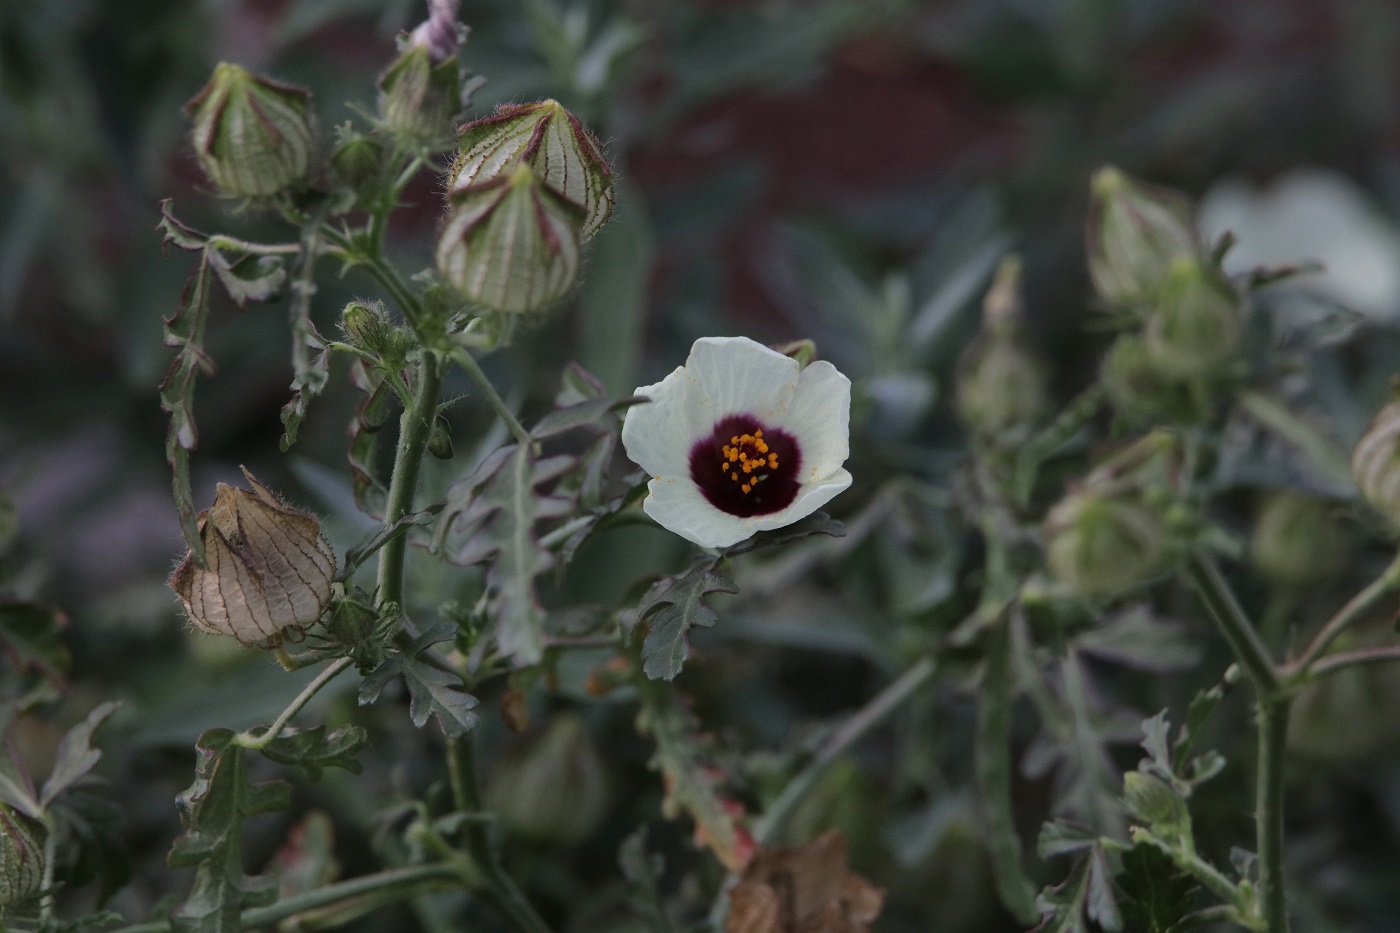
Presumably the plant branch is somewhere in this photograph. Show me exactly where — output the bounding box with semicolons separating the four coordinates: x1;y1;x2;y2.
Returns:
237;656;354;750
446;735;555;933
451;347;535;449
1304;643;1400;679
377;351;444;610
1287;550;1400;675
1256;697;1292;933
753;655;936;846
1187;554;1279;696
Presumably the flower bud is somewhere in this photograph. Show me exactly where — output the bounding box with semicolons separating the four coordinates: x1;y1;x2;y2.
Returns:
1143;258;1242;379
330;128;384;190
1100;335;1207;426
186;62;314;198
377;44;463;145
436;162;584;313
1354;395;1400;528
1250;491;1344;587
170;468;336;644
485;714;609;846
447;99;614;240
1043;489;1170;599
427;413;454;460
1087;166;1200;310
1123;771;1189;836
955;256;1046;438
1289;637;1400;761
0;806;46;908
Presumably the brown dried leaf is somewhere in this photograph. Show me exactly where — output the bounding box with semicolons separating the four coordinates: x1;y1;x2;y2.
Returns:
726;831;884;933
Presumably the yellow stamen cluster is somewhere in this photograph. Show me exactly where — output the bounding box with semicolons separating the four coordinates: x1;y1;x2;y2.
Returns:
720;430;779;495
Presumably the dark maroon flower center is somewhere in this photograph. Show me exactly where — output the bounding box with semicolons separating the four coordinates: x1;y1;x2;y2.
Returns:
688;414;801;518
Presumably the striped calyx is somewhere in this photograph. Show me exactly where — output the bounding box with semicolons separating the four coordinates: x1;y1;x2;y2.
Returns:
1353;396;1400;527
169;467;335;644
436;162;584;313
377;43;463;145
0;806;46;908
1087;166;1200;311
1143;257;1242;379
1043;489;1169;599
186;63;314;199
447;99;614;240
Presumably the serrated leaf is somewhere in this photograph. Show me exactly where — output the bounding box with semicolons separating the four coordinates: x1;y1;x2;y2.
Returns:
1173;683;1225;772
436;444;575;666
257;725;367;782
40;701;118;807
335;508;439;582
1037;820;1099;859
1140;711;1174;781
358;623;478;737
1075;607;1201;673
347;360;394;518
280;223;327;451
169;729;291;933
1118;842;1198;932
207;250;287;307
626;562;739;681
723;511;846;556
636;682;752;872
531;395;645;439
1086;845;1123;931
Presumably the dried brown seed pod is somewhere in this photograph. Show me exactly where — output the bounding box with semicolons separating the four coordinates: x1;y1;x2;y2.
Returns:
170;468;335;644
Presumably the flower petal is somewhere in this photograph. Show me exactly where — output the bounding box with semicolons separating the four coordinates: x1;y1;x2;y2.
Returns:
685;337;800;423
642;477;753;549
749;468;853;534
775;361;851;479
622;365;700;478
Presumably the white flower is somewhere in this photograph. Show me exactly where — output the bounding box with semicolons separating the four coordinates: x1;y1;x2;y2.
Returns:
622;336;852;548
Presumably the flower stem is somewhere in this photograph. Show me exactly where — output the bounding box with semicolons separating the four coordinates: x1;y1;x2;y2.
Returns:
237;656;353;750
377;351;444;610
107;862;468;933
446;735;554;933
1287;549;1400;675
754;655;936;845
1256;697;1292;933
1304;643;1400;679
451;347;535;450
1187;554;1279;696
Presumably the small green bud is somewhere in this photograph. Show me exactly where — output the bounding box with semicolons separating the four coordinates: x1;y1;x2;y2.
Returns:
427;413;454;460
1250;491;1344;587
1353;395;1400;528
1289;644;1400;761
955;256;1046;438
1087;166;1199;310
486;714;609;847
1143;258;1242;379
448;99;614;240
436;162;584;313
772;339;817;368
1044;489;1170;599
377;43;463;145
330;128;384;190
1123;771;1189;835
1100;335;1207;426
0;806;46;908
341;301;391;349
186;62;314;198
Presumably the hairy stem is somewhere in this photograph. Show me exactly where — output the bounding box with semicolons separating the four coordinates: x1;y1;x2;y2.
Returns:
451;347;535;449
377;352;444;610
237;657;354;750
1256;698;1292;933
109;862;469;933
1187;555;1279;696
446;735;555;933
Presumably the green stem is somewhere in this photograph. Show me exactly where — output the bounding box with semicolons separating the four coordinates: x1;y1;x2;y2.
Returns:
1304;643;1400;679
1256;697;1292;933
451;347;535;449
1187;554;1279;696
108;862;468;933
446;736;555;933
237;657;353;750
371;154;426;252
754;656;936;845
377;352;444;609
1287;550;1400;675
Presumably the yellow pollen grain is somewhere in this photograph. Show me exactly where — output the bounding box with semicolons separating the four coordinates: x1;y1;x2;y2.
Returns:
731;472;738;481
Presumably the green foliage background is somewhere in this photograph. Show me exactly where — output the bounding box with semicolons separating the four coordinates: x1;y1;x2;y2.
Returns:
4;0;1400;931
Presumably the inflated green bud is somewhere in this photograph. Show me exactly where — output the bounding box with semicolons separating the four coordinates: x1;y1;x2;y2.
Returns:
1100;334;1207;426
427;413;454;460
955;256;1046;439
437;162;584;313
1250;491;1344;587
341;301;410;367
186;62;314;198
1143;258;1242;379
1123;771;1189;836
0;806;46;908
1352;395;1400;528
1044;489;1170;599
330;128;384;190
1087;166;1199;310
448;99;614;240
485;714;609;847
377;43;463;145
